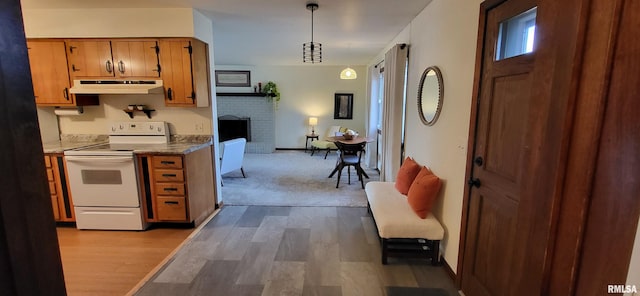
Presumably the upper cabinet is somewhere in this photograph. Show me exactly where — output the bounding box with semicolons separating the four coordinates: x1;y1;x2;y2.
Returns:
27;37;210;108
66;39;160;79
159;39;210;107
26;39;98;106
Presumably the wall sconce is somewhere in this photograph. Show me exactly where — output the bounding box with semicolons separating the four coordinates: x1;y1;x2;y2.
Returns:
308;117;318;135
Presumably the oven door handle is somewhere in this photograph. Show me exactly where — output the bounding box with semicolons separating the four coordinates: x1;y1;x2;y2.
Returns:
65;156;133;163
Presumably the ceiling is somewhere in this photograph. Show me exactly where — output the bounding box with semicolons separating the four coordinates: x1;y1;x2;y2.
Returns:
20;0;432;66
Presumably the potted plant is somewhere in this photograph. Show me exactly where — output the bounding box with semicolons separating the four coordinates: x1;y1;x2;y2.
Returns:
262;81;281;103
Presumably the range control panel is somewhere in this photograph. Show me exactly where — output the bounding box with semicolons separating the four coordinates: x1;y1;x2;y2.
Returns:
109;121;169;136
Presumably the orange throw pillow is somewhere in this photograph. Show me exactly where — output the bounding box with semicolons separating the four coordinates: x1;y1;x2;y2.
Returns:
395;157;422;195
407;167;442;219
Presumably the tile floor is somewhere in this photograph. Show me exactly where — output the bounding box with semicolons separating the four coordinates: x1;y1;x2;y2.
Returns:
136;206;458;296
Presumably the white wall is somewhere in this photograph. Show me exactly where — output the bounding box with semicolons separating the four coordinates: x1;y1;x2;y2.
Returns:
626;218;640;296
371;0;482;271
55;94;213;135
215;65;367;148
22;8;195;38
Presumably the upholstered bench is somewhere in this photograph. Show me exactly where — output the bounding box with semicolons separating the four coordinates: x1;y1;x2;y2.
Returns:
365;181;444;265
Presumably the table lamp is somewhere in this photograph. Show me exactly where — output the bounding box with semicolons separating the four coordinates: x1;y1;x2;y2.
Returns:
308;117;318;135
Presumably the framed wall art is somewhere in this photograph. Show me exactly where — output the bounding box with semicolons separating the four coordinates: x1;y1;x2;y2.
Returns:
334;93;353;119
215;70;251;87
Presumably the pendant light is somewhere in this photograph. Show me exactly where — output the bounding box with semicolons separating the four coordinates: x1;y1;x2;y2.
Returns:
340;44;357;79
303;2;322;63
340;67;357;79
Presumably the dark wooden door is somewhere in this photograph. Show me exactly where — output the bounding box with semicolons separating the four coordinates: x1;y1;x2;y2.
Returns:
461;0;537;295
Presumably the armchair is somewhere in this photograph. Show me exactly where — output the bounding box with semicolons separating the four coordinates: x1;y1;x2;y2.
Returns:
310;125;341;159
219;138;247;179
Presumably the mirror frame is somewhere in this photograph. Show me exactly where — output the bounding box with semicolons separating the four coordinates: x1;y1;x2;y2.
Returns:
417;66;444;126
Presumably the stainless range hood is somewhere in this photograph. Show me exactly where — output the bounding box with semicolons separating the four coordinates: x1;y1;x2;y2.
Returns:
69;79;164;95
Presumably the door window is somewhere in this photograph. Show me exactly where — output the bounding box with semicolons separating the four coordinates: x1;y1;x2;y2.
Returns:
496;7;537;60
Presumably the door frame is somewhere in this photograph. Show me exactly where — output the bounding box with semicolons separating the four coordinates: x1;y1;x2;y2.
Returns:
456;0;506;288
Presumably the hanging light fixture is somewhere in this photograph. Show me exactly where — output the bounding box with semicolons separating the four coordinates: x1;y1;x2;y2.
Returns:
340;44;357;79
340;67;357;79
303;2;322;63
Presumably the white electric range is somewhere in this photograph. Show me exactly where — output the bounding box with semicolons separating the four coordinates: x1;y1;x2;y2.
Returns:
64;121;170;230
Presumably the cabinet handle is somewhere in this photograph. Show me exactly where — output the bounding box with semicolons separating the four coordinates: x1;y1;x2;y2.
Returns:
163;188;178;192
164;201;179;205
63;88;69;101
167;88;173;100
187;91;195;101
160;161;175;165
152;64;161;74
69;46;77;53
162;173;177;177
118;61;125;74
71;64;79;72
106;60;113;73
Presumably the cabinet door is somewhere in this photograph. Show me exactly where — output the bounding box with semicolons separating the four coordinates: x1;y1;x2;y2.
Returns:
26;40;74;106
160;40;196;106
66;40;114;78
112;40;160;78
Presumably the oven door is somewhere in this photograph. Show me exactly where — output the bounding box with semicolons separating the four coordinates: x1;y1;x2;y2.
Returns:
65;155;140;207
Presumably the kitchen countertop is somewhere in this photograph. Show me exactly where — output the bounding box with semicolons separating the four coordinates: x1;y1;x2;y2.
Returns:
42;135;108;153
43;135;212;155
131;140;213;155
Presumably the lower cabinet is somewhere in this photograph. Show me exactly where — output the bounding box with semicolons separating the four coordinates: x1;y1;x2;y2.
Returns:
137;146;216;226
44;154;75;222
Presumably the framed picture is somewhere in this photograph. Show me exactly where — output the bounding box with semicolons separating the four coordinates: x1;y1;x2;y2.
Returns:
215;70;251;87
334;93;353;119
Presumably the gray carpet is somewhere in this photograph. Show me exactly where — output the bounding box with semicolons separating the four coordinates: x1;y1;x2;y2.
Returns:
220;150;380;207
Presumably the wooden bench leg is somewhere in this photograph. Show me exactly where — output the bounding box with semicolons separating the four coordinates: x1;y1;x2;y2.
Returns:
431;240;440;266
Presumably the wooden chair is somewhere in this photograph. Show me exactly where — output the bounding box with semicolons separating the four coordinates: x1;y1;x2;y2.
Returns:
334;141;367;189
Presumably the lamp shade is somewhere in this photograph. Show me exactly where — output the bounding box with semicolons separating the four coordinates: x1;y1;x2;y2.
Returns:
340;67;357;79
308;117;318;126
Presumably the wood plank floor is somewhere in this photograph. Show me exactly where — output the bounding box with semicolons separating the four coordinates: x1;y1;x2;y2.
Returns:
56;225;194;295
135;206;459;296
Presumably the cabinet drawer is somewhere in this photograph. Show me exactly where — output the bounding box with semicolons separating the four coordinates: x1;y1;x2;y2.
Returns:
48;181;57;195
155;183;185;196
157;196;187;221
154;169;184;182
46;168;54;181
153;156;183;169
51;195;60;221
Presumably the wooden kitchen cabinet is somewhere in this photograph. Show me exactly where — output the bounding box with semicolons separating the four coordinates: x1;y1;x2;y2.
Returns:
159;38;210;107
66;39;160;79
111;40;161;78
44;154;75;222
26;40;98;106
138;146;215;226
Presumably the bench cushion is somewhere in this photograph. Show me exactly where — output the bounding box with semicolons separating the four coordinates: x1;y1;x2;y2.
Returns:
310;140;337;149
365;181;444;240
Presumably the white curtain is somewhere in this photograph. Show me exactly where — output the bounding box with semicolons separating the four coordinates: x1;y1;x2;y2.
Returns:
364;64;380;168
380;44;408;182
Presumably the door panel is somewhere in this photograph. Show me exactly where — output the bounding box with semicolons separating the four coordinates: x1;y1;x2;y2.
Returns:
484;73;532;183
66;40;114;78
112;41;159;78
461;0;537;295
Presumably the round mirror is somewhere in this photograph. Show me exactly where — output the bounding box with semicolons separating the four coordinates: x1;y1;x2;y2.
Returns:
417;66;444;126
